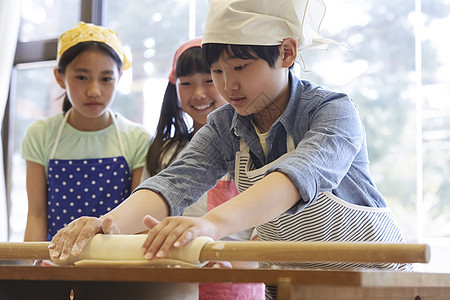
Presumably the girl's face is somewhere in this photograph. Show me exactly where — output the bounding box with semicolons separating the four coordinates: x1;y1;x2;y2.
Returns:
176;72;227;132
210;50;290;132
54;49;120;130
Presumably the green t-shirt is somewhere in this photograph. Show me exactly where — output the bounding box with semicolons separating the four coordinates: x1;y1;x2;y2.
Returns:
21;112;150;176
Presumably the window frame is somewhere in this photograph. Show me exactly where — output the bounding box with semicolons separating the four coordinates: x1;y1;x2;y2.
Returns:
2;0;106;240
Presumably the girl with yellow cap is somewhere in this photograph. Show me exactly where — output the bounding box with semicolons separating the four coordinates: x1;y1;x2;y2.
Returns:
22;22;150;242
50;3;411;299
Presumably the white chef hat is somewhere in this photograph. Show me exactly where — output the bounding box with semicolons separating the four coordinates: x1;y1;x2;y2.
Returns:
202;0;337;51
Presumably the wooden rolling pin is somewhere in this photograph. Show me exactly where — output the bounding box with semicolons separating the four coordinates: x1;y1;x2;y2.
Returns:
0;242;50;261
200;241;430;263
0;240;430;264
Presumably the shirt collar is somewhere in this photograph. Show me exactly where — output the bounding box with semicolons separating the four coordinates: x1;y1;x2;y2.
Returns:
277;71;301;138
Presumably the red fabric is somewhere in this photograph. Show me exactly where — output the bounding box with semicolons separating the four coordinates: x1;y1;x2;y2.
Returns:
207;179;239;211
204;181;262;299
168;37;203;84
199;283;265;300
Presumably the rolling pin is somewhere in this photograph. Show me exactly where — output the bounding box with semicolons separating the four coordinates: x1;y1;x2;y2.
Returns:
200;241;430;263
0;235;430;264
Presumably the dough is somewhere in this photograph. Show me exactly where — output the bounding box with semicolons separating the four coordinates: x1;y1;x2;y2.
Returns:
74;259;207;268
50;234;213;267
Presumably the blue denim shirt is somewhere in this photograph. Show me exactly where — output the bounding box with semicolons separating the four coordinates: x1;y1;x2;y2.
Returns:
137;73;387;216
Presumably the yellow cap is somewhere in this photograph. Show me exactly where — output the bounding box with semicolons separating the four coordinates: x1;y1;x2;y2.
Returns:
57;22;131;71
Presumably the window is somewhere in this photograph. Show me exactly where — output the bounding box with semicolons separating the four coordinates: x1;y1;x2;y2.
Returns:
20;0;81;42
8;62;64;240
6;0;209;241
299;0;450;272
5;0;449;272
104;0;209;133
7;0;84;241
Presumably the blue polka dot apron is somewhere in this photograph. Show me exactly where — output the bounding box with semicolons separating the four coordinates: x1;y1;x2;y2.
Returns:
234;135;411;300
46;109;131;240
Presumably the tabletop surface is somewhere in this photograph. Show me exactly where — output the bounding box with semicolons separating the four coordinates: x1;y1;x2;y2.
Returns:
1;264;449;287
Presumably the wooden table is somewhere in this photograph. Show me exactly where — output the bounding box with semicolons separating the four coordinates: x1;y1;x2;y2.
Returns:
1;263;449;300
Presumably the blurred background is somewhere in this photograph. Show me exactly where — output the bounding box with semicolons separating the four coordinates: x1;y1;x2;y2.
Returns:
2;0;449;272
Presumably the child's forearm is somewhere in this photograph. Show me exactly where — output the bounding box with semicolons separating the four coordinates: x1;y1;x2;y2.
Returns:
203;171;300;239
103;189;170;234
24;215;48;241
130;167;144;190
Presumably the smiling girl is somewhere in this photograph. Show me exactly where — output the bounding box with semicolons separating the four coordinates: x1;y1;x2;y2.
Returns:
21;22;150;241
143;38;227;179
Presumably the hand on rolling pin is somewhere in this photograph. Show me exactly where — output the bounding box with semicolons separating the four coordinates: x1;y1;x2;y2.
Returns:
48;216;120;261
141;215;218;260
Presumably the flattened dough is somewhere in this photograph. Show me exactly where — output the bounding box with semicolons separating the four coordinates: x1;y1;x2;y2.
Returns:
50;234;213;267
74;259;207;268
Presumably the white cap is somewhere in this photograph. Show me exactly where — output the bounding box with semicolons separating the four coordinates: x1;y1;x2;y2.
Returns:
202;0;337;51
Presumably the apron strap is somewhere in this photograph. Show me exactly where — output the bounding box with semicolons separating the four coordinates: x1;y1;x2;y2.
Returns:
49;108;126;160
239;138;249;152
110;109;127;160
50;110;71;159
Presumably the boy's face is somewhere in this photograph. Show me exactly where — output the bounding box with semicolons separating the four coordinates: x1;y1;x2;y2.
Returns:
210;49;290;130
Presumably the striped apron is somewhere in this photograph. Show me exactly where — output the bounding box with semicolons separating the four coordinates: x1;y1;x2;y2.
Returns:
234;135;411;299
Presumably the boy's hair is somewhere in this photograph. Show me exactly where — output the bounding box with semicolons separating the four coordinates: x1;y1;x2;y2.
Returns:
202;43;281;68
146;47;208;177
57;41;122;112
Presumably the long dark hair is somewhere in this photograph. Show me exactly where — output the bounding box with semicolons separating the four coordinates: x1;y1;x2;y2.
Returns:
146;46;209;176
56;41;122;112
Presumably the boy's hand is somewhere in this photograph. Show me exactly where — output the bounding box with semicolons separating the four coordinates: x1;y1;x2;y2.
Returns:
48;216;120;261
141;215;217;260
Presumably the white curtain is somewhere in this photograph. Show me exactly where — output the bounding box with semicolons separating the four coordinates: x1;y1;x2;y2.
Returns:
0;0;21;241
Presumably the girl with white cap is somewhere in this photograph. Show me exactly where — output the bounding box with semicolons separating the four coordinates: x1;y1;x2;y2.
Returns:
50;2;411;298
22;22;150;242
